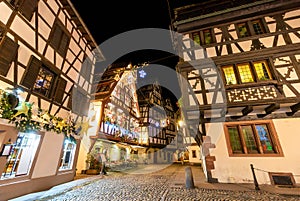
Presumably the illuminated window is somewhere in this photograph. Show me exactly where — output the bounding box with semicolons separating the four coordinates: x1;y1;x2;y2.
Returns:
203;29;213;44
192;32;200;45
237;23;249;37
253;61;272;80
222;66;237;85
224;121;282;156
191;29;214;45
34;67;54;96
59;138;76;170
237;63;254;83
1;133;41;179
222;60;273;85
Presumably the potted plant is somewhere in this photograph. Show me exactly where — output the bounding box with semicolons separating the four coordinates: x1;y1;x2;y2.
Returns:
85;153;100;175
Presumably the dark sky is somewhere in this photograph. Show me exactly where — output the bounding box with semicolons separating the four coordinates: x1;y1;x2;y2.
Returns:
71;1;184;106
71;1;180;66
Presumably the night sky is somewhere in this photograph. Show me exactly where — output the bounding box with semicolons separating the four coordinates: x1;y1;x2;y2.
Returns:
71;1;187;106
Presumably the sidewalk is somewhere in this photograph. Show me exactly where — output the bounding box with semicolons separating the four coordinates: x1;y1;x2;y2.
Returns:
9;163;300;201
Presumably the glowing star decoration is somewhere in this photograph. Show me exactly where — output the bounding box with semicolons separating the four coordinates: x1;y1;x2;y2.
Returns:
57;120;66;132
13;102;32;118
76;118;92;136
139;69;147;78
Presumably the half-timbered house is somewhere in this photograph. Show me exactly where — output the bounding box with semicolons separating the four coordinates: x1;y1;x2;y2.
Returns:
172;0;300;185
0;0;102;199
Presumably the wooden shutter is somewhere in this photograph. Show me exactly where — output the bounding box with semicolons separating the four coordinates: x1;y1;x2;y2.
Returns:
81;56;92;80
50;24;62;50
19;0;38;21
58;32;70;57
21;56;41;89
0;36;19;76
53;77;67;103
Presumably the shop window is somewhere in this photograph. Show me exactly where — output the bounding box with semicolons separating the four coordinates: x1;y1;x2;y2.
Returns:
59;138;76;170
221;60;273;85
0;36;19;76
1;132;41;179
192;150;197;158
49;21;70;57
192;32;200;45
224;120;282;156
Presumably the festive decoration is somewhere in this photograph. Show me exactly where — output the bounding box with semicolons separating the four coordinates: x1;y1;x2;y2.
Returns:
0;89;78;140
75;117;92;136
139;69;147;78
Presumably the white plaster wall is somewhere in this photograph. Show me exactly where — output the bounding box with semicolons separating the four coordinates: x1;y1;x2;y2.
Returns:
188;145;202;164
205;119;300;184
32;131;64;178
0;2;12;25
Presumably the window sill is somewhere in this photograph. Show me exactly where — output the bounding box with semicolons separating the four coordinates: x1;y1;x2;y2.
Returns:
225;80;280;90
228;153;284;157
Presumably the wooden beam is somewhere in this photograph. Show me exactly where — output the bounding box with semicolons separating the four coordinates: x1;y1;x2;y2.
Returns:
257;103;280;118
265;103;280;114
242;105;253;116
286;102;300;116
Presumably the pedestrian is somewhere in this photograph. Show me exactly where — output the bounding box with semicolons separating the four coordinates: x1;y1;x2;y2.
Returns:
98;152;107;175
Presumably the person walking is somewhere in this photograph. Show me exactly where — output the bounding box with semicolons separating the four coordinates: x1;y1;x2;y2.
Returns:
98;152;107;175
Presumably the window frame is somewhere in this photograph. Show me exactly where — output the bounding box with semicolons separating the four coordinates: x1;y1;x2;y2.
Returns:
236;18;268;38
221;60;274;86
191;28;215;46
224;120;283;157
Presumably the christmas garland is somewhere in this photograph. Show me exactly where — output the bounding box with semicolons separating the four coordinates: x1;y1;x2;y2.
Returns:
0;89;78;142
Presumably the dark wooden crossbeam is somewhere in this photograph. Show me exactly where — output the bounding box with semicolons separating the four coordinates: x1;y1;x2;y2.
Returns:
242;105;253;116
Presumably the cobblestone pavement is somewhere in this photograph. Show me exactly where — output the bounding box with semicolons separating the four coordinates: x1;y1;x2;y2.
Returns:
34;164;300;201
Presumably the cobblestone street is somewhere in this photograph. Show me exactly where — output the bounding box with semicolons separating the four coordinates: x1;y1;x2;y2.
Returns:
16;164;300;201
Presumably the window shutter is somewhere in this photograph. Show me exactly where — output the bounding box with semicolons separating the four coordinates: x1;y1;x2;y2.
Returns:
19;0;38;21
53;77;67;103
21;56;41;89
0;36;19;76
58;33;70;57
81;56;92;80
50;24;62;50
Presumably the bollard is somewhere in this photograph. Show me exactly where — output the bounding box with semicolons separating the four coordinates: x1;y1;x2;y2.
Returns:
185;166;195;189
250;164;260;190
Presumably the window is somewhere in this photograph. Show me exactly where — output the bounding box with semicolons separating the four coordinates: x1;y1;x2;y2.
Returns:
0;36;19;76
49;21;70;57
192;150;197;158
34;67;54;97
1;132;41;179
222;60;273;85
21;56;67;102
59;138;76;170
8;0;38;21
237;19;266;38
224;120;282;156
191;29;215;45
